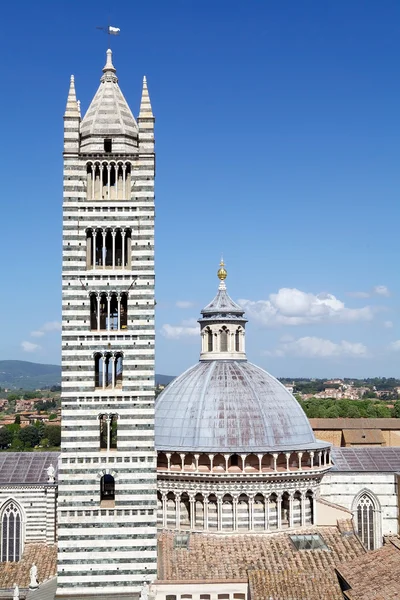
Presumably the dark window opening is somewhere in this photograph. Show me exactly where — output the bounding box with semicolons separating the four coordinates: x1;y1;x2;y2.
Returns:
100;474;115;503
104;139;112;153
207;329;213;352
230;454;239;467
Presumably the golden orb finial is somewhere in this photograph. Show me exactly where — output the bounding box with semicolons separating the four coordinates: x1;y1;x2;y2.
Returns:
217;258;227;281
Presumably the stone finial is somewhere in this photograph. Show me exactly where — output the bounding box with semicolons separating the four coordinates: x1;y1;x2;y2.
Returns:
101;48;118;83
29;563;38;589
103;48;116;73
64;74;80;118
13;583;19;600
139;75;154;119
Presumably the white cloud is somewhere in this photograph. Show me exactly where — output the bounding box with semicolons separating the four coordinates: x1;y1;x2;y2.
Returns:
160;318;198;339
30;321;61;338
31;330;45;338
389;340;400;352
239;288;374;327
384;321;394;329
348;285;390;298
21;341;41;353
176;301;195;309
266;336;368;358
373;285;390;297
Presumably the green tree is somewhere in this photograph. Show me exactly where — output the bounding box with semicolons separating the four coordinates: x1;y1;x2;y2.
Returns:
44;425;61;447
0;428;12;449
393;401;400;418
18;426;40;449
14;415;21;425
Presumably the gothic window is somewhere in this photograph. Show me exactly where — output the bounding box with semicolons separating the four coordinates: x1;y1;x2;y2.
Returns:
220;327;228;352
100;474;115;504
1;502;21;562
99;414;118;451
207;329;213;352
356;493;375;550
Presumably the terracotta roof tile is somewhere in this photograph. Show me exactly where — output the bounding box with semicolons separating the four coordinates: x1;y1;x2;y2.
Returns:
337;539;400;600
0;544;57;589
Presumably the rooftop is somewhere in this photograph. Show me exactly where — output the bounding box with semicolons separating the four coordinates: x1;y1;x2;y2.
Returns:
310;418;400;429
157;523;365;593
331;446;400;472
0;452;59;485
0;543;56;590
337;537;400;600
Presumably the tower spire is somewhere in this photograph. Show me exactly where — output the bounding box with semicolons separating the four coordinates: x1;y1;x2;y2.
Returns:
139;76;154;118
64;75;80;118
101;48;118;82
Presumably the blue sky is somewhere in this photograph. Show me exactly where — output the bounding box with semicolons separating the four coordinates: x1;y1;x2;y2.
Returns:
1;0;399;378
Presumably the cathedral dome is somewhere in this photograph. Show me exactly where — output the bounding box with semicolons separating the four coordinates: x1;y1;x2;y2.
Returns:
155;359;321;453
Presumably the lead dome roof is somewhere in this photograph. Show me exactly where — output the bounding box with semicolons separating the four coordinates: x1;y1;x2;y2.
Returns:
155;360;323;453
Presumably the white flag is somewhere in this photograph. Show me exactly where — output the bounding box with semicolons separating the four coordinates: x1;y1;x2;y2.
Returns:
108;26;120;35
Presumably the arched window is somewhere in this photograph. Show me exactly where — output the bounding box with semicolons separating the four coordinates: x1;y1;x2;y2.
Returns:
356;493;376;550
1;502;22;562
99;414;117;451
100;474;115;504
207;329;213;352
235;329;240;352
220;327;228;352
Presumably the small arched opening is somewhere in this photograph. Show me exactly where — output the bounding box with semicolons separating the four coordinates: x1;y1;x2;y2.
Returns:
261;454;273;472
213;454;225;472
281;492;290;528
194;494;204;530
157;453;168;471
100;474;115;506
244;454;259;472
254;494;265;530
183;453;195;471
208;495;218;531
170;453;181;471
180;493;190;530
237;494;249;531
198;454;211;472
293;491;302;526
228;453;241;472
222;495;234;531
269;494;278;530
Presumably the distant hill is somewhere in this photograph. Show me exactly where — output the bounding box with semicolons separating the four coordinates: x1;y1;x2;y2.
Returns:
0;361;61;390
0;360;174;391
156;374;175;386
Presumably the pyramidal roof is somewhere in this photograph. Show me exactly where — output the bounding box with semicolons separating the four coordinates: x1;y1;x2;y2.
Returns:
199;262;247;322
80;49;138;144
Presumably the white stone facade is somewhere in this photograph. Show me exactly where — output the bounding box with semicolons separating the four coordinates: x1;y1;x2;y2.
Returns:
57;51;157;598
320;471;399;548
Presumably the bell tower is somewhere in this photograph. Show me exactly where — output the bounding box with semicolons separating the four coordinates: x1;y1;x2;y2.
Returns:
57;50;156;598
